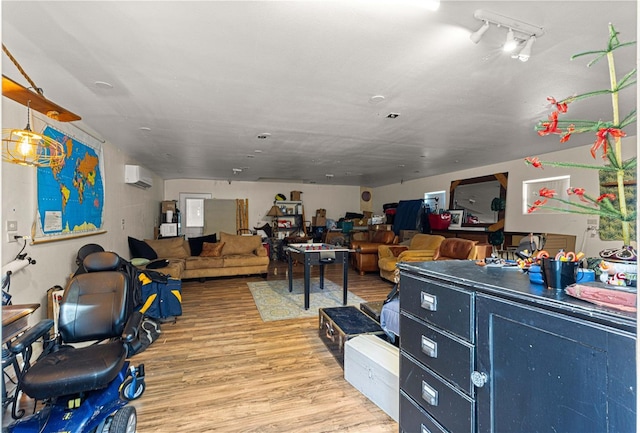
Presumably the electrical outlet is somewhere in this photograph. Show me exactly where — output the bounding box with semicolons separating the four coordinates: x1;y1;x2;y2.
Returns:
7;233;17;243
121;219;126;230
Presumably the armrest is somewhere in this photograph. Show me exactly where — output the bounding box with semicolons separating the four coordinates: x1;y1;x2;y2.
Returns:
255;245;268;257
352;242;381;254
123;311;144;343
9;319;54;354
397;249;437;262
378;245;408;260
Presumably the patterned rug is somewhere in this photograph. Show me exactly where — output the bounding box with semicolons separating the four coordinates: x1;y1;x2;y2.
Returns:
247;278;365;322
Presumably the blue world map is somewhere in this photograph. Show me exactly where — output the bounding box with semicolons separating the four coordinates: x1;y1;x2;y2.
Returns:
37;126;104;236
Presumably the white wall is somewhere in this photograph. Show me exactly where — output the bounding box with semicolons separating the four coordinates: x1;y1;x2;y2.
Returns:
373;136;637;258
1;98;163;321
164;179;362;231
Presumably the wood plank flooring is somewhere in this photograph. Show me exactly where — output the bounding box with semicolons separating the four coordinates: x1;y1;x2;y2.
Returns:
3;261;396;431
130;261;397;432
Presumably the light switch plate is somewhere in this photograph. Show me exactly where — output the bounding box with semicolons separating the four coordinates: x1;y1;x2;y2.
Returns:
6;220;17;232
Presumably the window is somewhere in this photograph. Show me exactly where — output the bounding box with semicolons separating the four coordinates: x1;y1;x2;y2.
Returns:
424;190;446;213
522;176;570;214
185;198;205;227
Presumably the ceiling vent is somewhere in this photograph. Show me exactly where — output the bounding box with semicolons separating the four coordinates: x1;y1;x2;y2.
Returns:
125;164;153;189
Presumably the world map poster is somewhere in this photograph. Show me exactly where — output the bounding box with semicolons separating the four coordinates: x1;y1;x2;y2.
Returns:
36;126;104;240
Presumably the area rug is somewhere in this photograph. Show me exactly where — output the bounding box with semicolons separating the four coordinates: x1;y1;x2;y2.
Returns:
247;278;365;322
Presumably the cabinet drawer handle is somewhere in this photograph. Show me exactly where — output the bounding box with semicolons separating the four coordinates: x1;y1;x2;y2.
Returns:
421;425;432;433
421;335;438;358
421;380;439;406
420;291;437;311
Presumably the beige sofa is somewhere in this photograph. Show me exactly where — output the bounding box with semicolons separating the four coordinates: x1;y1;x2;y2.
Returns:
142;232;269;280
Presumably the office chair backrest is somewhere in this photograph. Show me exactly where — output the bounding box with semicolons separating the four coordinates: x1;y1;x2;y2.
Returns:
59;252;129;343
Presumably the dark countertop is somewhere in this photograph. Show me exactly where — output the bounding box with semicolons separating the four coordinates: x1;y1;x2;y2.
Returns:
398;260;637;334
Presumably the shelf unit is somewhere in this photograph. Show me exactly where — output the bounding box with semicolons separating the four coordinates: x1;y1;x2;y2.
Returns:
274;200;306;237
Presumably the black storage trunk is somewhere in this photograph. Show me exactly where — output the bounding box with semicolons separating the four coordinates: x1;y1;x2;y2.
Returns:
318;306;385;366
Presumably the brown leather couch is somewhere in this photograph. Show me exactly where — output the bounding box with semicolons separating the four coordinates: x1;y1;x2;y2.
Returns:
350;230;398;275
433;237;477;260
378;234;445;282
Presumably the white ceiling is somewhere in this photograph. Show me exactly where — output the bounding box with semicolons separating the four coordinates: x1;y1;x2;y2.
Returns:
2;1;637;187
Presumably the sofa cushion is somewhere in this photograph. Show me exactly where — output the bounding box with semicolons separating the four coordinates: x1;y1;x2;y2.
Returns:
200;242;225;257
185;256;224;270
188;234;217;256
223;254;270;267
434;238;477;260
128;236;158;260
141;259;185;279
370;230;395;244
145;237;190;259
219;232;262;256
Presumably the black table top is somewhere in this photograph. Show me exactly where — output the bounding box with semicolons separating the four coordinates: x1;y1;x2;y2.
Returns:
398;260;636;334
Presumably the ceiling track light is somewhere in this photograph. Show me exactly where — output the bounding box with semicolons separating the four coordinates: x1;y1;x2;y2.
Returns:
470;21;490;44
470;9;543;60
516;36;536;62
503;28;518;52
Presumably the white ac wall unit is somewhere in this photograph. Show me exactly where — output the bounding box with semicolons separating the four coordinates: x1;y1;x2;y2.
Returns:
125;164;153;189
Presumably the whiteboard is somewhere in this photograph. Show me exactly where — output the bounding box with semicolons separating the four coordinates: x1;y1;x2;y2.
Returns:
204;199;236;237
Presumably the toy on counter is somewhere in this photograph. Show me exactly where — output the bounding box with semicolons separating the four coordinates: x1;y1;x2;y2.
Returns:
598;260;633;286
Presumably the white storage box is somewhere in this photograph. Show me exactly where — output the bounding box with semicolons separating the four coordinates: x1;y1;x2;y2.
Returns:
344;334;399;421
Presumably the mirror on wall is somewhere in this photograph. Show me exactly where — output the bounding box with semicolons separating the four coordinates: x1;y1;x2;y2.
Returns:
449;172;508;229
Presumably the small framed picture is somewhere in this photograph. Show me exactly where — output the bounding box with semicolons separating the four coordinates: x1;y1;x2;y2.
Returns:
448;210;464;229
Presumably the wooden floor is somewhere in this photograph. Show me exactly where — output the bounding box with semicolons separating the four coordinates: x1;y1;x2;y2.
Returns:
5;261;397;432
132;261;397;432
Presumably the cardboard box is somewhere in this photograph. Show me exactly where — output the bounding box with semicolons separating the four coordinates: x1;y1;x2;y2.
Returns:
290;191;303;201
312;216;327;227
161;200;176;213
316;208;326;217
400;230;419;241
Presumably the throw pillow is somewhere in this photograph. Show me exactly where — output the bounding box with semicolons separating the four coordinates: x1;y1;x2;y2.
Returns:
144;237;189;259
200;242;225;257
131;258;151;267
128;236;158;260
219;232;262;256
146;259;170;269
188;234;217;256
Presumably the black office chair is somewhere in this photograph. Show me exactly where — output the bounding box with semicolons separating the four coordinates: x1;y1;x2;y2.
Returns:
7;252;146;433
72;243;105;276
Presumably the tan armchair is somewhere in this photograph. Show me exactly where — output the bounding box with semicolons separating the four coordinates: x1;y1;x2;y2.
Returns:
350;230;398;275
378;234;445;282
433;238;477;260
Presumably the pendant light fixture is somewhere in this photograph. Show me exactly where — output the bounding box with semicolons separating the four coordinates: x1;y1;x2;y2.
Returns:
2;101;65;168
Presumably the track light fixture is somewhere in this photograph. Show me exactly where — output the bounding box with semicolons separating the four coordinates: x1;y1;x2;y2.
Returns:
516;36;536;62
503;28;518;52
470;21;490;44
470;9;543;61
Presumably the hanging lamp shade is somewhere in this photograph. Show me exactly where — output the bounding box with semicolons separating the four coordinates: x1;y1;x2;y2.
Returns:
2;104;65;168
